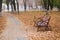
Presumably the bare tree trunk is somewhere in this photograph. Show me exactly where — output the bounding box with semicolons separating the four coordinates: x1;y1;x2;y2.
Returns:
0;0;2;12
6;0;9;11
16;0;19;13
35;0;38;9
43;0;53;15
0;0;2;16
17;2;19;13
27;0;33;10
43;0;47;10
10;0;13;12
48;0;53;10
11;0;16;12
23;0;26;11
13;0;16;11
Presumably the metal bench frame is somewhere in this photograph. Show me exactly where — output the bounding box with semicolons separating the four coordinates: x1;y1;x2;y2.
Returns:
33;16;51;31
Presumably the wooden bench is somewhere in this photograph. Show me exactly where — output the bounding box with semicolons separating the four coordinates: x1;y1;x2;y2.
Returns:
33;15;51;31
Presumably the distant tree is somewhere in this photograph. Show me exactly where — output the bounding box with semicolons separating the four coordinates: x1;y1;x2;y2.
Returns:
10;0;13;11
43;0;47;9
42;0;53;15
16;0;19;13
6;0;19;12
48;0;53;10
23;0;26;11
3;0;6;3
57;0;60;10
43;0;53;10
35;0;38;8
6;0;11;11
0;0;2;16
12;0;16;11
0;0;2;12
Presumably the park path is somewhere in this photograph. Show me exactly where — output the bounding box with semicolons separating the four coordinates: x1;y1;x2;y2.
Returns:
0;13;28;40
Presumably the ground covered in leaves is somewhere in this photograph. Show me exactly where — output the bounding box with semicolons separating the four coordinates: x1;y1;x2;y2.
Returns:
0;13;7;35
12;11;60;40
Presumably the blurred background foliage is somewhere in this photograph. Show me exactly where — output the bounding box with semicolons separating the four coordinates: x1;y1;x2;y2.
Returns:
2;0;60;7
3;0;6;3
2;0;60;10
43;0;60;9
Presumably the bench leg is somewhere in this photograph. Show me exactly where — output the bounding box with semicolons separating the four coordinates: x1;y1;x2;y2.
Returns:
37;27;40;32
45;25;52;31
45;26;49;31
48;25;52;31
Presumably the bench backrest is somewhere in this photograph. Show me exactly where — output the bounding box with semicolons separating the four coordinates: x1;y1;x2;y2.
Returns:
34;15;51;26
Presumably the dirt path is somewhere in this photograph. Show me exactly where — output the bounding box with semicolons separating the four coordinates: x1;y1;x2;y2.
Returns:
0;13;27;40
